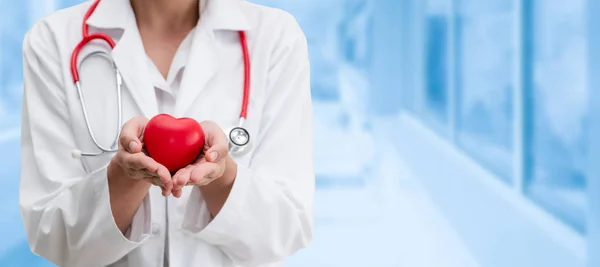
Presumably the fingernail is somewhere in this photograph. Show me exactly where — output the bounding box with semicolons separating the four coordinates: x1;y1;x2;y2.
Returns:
128;141;137;152
210;152;218;161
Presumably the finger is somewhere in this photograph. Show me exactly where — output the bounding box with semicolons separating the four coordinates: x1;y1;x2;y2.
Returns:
140;169;159;179
172;188;183;198
172;181;186;198
171;167;189;198
118;134;141;154
173;165;194;190
190;162;220;185
200;121;229;162
148;179;169;197
128;169;156;180
155;165;173;194
205;144;228;163
142;176;161;185
141;176;170;197
125;168;145;180
119;116;148;153
122;153;160;172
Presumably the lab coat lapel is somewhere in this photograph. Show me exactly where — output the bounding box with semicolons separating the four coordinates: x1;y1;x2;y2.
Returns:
175;25;219;117
175;0;251;116
86;0;158;118
111;26;159;118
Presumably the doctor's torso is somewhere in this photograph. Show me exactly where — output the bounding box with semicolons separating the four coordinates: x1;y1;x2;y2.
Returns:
24;0;306;266
62;0;271;173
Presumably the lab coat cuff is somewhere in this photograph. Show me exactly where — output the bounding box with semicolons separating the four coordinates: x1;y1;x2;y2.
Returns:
127;193;152;242
181;163;252;243
93;165;150;260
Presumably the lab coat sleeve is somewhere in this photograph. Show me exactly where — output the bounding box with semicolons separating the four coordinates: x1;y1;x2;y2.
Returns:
181;12;315;265
19;21;150;267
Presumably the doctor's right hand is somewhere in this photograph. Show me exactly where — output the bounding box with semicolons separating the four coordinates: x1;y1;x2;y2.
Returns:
108;116;174;197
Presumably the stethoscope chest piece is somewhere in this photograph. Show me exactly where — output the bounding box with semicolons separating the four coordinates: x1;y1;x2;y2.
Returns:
226;126;252;157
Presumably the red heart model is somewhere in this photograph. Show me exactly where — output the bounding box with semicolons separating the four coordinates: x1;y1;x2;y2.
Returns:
143;114;205;173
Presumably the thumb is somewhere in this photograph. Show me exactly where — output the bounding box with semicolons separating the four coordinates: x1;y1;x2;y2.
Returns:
200;121;229;162
119;116;148;153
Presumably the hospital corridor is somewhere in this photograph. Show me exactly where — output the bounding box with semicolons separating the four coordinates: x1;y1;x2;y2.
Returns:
1;0;600;266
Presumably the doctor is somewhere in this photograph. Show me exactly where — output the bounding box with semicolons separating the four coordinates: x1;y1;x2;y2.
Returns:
19;0;314;266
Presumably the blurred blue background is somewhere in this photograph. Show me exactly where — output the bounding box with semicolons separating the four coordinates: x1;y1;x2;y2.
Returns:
1;0;600;266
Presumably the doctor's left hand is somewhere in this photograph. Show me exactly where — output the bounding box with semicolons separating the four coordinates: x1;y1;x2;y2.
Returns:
171;121;233;198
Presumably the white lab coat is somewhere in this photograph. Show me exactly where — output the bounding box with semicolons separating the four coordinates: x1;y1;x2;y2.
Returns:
18;0;314;266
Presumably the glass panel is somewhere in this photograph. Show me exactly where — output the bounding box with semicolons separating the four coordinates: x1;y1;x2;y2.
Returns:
424;0;450;124
58;0;85;9
0;0;28;128
528;0;588;232
455;0;515;182
400;0;417;112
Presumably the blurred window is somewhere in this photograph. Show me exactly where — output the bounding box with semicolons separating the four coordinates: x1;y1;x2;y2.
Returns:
455;0;515;183
527;0;588;233
58;0;85;9
0;0;84;126
0;1;28;119
424;0;450;124
400;0;418;113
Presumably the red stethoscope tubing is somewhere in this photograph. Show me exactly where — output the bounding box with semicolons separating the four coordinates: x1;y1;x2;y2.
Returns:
238;31;250;120
70;0;251;120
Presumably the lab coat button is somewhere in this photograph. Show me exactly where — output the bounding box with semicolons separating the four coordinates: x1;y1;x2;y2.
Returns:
152;223;160;234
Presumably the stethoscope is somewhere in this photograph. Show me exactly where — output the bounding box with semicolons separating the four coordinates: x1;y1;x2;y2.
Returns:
71;0;252;159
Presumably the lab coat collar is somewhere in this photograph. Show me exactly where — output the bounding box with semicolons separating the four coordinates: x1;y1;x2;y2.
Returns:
86;0;251;32
85;0;133;31
84;0;250;118
203;0;251;31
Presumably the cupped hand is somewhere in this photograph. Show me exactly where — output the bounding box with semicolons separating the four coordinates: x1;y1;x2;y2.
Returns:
110;116;174;196
171;121;230;198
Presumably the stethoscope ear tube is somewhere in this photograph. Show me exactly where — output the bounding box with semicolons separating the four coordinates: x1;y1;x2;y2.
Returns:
72;52;123;157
